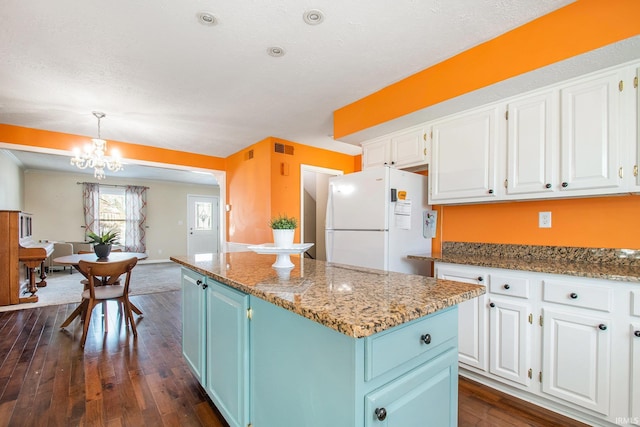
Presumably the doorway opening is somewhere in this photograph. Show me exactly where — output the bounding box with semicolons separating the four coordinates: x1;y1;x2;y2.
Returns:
300;165;343;261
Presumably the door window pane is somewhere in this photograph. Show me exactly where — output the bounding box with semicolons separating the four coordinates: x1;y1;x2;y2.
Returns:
195;202;212;230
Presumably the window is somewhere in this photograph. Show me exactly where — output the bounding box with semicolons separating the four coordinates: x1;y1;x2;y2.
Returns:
99;187;126;241
82;183;147;253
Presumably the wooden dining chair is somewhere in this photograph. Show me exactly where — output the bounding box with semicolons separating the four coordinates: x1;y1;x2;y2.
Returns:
77;257;138;348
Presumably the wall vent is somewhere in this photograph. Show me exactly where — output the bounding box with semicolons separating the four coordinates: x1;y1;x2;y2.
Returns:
274;143;294;155
245;149;254;160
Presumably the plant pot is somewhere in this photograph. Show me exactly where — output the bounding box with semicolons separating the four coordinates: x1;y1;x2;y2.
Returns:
272;229;294;249
94;243;112;259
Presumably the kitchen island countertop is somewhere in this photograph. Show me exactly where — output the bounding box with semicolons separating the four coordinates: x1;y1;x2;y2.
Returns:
171;251;484;338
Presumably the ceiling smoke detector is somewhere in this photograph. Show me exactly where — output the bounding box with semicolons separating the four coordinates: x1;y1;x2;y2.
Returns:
197;12;217;26
303;9;325;25
267;46;286;57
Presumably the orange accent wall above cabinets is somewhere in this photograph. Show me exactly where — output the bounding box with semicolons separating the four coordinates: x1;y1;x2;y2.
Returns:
333;0;640;139
226;137;357;244
0;124;225;171
440;196;640;249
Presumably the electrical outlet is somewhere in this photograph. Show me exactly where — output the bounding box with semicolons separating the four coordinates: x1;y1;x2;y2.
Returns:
539;212;552;228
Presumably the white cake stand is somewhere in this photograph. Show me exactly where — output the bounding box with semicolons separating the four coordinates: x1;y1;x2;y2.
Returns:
248;243;314;268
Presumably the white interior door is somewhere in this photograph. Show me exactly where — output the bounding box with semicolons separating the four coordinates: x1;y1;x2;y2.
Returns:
187;195;219;255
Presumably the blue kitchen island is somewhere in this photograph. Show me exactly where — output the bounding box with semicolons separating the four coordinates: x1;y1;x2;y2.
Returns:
171;252;484;427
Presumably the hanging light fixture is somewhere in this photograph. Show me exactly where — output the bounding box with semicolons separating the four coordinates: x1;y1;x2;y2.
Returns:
70;111;123;180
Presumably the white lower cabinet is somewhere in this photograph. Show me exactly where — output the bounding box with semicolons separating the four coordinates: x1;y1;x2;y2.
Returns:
629;323;640;426
435;262;637;426
435;264;487;371
541;307;611;415
488;297;532;387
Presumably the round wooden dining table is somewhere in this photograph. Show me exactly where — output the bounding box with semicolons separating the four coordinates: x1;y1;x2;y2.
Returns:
53;252;148;327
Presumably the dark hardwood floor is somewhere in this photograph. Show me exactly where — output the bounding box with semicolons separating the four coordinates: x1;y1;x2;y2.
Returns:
0;291;588;427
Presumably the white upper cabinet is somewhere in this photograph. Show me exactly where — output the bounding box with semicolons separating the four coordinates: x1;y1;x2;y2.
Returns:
429;104;500;203
362;138;391;169
430;61;639;204
363;60;639;204
506;90;558;196
559;70;624;194
361;126;427;170
630;66;640;192
391;126;428;168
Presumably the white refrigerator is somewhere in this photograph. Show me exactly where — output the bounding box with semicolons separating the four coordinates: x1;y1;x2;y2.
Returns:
325;167;432;275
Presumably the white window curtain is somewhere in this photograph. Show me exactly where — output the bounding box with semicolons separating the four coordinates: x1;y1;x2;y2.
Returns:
125;185;147;253
82;183;100;239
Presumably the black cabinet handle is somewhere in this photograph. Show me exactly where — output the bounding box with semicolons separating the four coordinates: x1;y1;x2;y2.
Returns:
477;276;484;282
561;182;568;188
503;284;510;290
201;282;208;290
635;331;640;337
391;161;395;165
420;334;432;345
488;189;494;194
196;279;202;286
545;183;552;189
489;302;496;308
570;292;578;299
375;407;387;421
598;324;607;331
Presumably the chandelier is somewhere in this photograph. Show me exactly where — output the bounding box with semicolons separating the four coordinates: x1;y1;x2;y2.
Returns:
70;111;123;180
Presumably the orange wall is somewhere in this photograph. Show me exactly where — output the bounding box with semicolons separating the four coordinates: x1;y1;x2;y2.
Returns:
0;124;225;171
334;0;640;138
226;139;273;244
441;196;640;249
334;0;640;251
227;137;357;244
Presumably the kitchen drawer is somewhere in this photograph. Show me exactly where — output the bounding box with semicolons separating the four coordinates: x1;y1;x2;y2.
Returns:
632;290;640;317
364;307;457;381
489;273;530;299
542;279;612;312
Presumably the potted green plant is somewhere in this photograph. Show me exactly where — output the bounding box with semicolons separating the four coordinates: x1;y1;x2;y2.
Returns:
86;228;120;259
269;214;297;248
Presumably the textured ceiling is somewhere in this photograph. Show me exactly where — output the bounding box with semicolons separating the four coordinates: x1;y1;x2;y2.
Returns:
0;0;576;161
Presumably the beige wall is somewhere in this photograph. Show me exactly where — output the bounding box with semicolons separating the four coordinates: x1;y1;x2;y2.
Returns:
23;170;219;261
0;150;24;210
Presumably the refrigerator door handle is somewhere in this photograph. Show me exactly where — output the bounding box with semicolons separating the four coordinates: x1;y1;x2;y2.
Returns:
325;184;334;230
325;230;333;262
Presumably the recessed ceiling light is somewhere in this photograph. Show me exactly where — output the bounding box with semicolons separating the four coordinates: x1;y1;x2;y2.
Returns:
267;46;286;57
197;12;217;26
303;9;324;25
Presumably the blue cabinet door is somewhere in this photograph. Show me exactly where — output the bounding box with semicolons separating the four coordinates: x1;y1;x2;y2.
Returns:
205;281;250;427
364;347;458;427
181;268;206;384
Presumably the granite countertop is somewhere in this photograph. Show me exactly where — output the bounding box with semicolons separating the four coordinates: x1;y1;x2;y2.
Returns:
170;252;484;338
409;242;640;283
